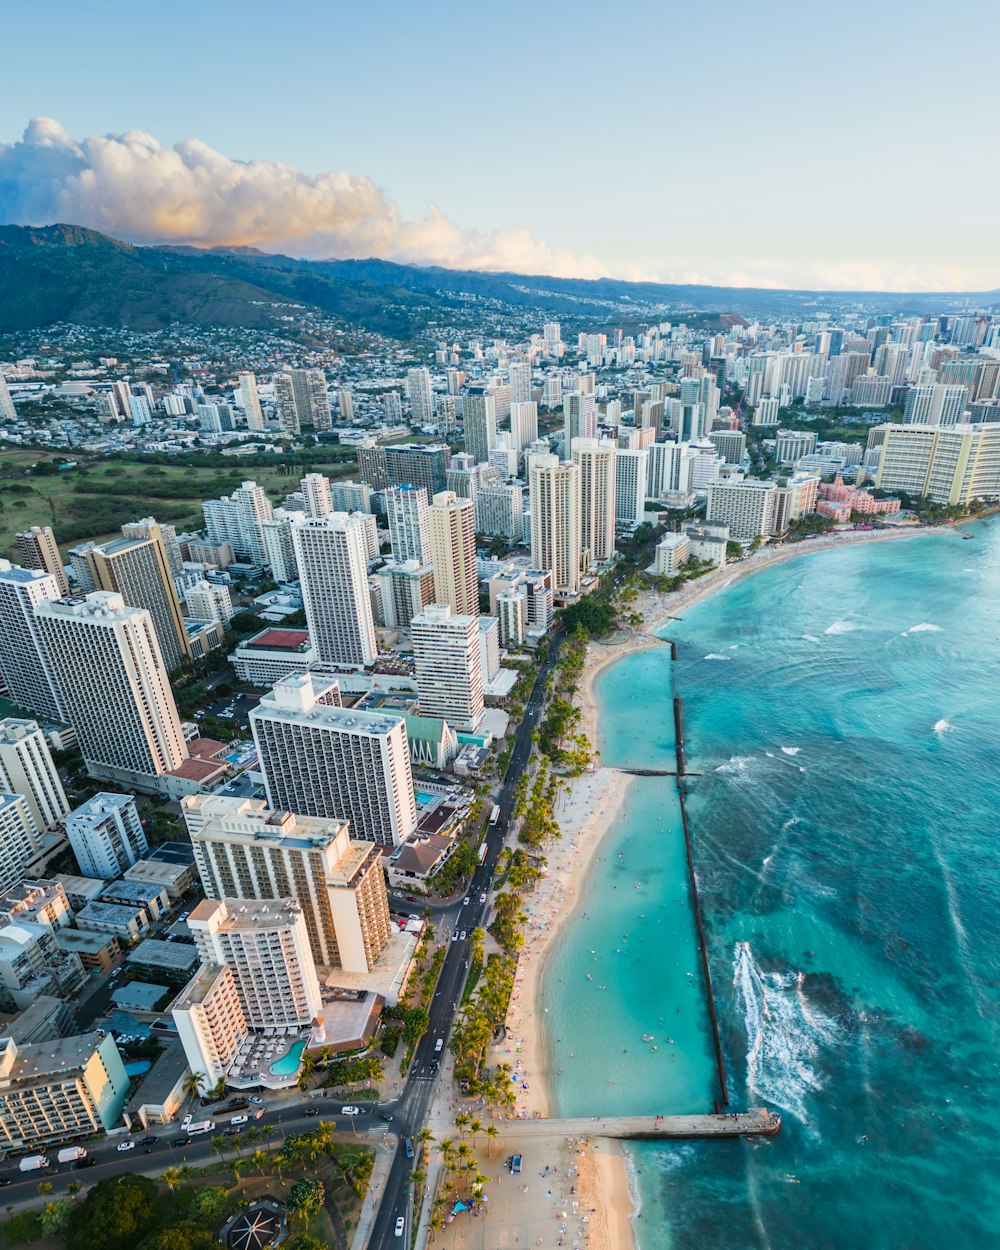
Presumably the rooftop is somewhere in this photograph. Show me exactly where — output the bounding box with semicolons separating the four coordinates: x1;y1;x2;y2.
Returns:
127;938;200;972
0;1030;109;1083
244;627;311;653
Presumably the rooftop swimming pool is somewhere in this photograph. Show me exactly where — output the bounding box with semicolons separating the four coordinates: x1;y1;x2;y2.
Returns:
268;1039;306;1077
415;791;435;805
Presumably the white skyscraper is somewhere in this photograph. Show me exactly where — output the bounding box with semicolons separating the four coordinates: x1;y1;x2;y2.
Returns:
204;481;273;566
386;484;431;564
64;793;147;879
184;580;234;627
237;372;264;431
428;491;478;617
463;391;497;464
291;514;378;667
261;509;302;584
0;719;69;836
572;438;617;566
301;473;334;519
529;455;581;595
35;592;186;791
508;362;532;405
188;897;322;1029
411;604;485;732
0;794;42;893
563;393;596;448
0;562;66;722
474;483;524;541
406;367;435;425
250;673;417;847
615;448;649;531
509;401;538;453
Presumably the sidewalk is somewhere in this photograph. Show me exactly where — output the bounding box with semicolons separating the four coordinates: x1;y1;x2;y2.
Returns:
350;1134;397;1250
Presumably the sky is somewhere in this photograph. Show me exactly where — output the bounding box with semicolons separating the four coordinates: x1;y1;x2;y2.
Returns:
1;0;998;291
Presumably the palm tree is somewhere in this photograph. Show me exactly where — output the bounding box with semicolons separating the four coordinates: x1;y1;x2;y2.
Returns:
211;1134;227;1164
485;1124;499;1158
468;1118;483;1148
182;1070;206;1102
245;1126;262;1149
251;1150;270;1179
36;1181;53;1198
67;1181;82;1202
454;1111;470;1135
162;1166;183;1193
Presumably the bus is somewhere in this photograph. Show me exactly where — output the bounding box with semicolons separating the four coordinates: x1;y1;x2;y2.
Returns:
489;805;500;825
477;842;488;866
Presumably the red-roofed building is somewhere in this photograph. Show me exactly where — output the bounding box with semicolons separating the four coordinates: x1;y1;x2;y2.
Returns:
229;628;316;686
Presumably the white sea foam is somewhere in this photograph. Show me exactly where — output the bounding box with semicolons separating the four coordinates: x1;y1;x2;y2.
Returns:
824;618;860;634
703;653;730;661
933;718;953;734
733;941;838;1125
802;634;822;643
902;622;942;635
715;755;753;774
780;746;801;756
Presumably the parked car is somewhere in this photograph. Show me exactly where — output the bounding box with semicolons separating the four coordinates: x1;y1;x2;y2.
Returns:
249;1095;264;1105
141;1136;157;1146
304;1108;320;1117
173;1137;192;1147
340;1106;360;1116
116;1141;135;1152
394;1217;405;1237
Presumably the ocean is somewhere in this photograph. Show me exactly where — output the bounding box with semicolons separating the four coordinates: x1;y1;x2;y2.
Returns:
540;522;1000;1250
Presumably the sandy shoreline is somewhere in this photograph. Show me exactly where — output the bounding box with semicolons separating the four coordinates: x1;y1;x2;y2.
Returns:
487;524;939;1250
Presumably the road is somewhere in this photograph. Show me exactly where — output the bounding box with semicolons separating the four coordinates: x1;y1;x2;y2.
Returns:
365;626;564;1248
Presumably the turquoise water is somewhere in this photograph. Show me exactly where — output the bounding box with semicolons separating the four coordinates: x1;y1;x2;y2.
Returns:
124;1059;151;1077
269;1039;306;1076
415;791;435;805
543;522;1000;1249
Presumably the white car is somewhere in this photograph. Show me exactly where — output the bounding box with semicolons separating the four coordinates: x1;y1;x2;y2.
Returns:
117;1141;136;1152
395;1216;405;1237
459;930;467;941
451;932;459;942
249;1096;264;1105
462;897;470;906
340;1106;360;1115
479;893;487;903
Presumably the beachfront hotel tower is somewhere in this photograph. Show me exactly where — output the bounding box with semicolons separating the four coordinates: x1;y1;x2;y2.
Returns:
183;794;392;973
529;454;582;595
428;491;478;617
411;603;485;732
572;438;617;565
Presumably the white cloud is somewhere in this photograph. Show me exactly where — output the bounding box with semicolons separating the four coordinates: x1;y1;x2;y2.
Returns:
0;117;606;278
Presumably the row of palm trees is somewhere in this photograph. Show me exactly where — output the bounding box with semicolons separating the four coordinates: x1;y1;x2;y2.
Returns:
416;1114;502;1233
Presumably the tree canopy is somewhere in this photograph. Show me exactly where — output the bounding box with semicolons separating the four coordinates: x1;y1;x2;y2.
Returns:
66;1174;158;1250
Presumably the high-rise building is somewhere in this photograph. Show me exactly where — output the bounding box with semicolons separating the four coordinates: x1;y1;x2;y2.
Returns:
474;483;524;541
0;374;15;423
13;528;68;596
64;793;147;880
0;1033;129;1150
291;515;377;667
412;604;485;732
752;396;780;426
496;588;526;646
706;481;780;540
709;430;747;464
386;485;431;564
508;362;532;406
428;492;478;616
184;794;393;971
0;563;66;722
903;384;969;427
875;422;1000;504
463;391;497;465
563;393;596;448
171;963;247;1087
204;481;273;566
185;580;234;627
0;719;69;836
121;518;183;576
273;368;331;433
529;455;581;595
356;441;389;491
377;561;436;628
188;897;322;1029
301;472;334;519
337;388;355;422
329;480;373;514
250;673;417;847
383;443;452;495
572;439;617;566
36;592;186;791
615;448;649;532
0;794;42;893
261;509;302;584
406;367;435;425
237;371;264;431
84;533;189;672
509;401;539;452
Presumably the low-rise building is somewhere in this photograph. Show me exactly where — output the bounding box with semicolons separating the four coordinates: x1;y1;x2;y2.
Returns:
54;927;122;973
229;627;315;687
127;938;201;985
123;857;195;901
386;833;459;895
74;900;151;942
100;880;170;922
652;533;691;575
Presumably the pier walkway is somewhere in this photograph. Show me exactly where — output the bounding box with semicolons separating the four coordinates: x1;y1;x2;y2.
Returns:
493;1108;779;1141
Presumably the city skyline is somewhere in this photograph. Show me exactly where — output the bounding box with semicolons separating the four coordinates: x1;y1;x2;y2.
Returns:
0;1;998;290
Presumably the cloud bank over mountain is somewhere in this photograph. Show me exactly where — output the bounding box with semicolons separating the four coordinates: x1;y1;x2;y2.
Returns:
0;117;606;278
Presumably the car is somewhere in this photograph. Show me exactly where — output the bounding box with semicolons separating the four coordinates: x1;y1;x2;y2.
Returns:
77;1158;98;1169
429;1059;439;1073
434;1038;444;1053
141;1135;158;1145
379;1112;394;1123
451;932;459;942
394;1217;405;1237
403;1137;414;1158
223;1129;239;1137
117;1141;136;1152
173;1137;192;1147
459;930;467;940
404;894;417;902
479;893;487;903
0;1177;11;1187
304;1108;320;1117
249;1096;264;1105
340;1106;360;1116
462;897;470;906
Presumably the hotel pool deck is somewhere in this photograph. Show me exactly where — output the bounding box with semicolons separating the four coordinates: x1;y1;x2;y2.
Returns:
227;1029;311;1090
